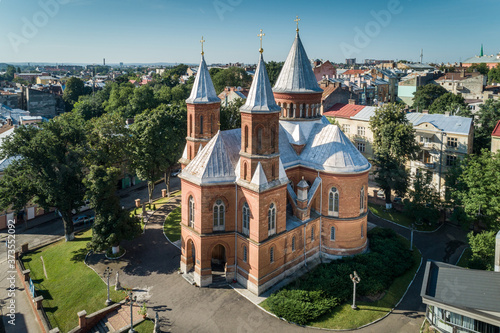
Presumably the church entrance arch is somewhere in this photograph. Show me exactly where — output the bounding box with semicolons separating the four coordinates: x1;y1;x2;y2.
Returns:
187;239;196;272
211;244;226;276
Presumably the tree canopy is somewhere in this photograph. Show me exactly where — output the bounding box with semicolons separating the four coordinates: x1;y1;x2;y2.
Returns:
473;99;500;152
370;103;419;205
488;63;500;85
212;67;252;94
63;77;92;111
428;92;470;116
220;98;244;131
266;61;284;87
412;83;448;111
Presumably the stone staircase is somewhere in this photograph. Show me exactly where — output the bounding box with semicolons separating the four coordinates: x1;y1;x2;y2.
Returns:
209;274;229;289
88;317;110;333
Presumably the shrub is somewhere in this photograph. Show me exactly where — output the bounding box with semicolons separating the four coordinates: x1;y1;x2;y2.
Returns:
267;289;338;325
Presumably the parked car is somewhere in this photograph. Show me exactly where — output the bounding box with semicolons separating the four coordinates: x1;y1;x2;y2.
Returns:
72;214;94;226
377;190;385;199
170;169;181;177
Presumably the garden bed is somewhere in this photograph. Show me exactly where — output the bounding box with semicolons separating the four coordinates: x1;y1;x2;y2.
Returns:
260;228;421;329
369;203;438;231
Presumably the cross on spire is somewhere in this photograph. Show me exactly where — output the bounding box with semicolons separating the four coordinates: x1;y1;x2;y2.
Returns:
258;29;265;53
294;15;301;32
200;36;205;55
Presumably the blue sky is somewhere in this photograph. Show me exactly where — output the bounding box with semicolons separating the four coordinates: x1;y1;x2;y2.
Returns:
0;0;497;65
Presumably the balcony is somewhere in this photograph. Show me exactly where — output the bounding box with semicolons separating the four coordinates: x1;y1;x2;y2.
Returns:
412;161;436;169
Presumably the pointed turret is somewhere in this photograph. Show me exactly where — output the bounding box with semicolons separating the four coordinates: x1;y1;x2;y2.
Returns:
480;43;484;57
181;40;221;168
272;22;323;120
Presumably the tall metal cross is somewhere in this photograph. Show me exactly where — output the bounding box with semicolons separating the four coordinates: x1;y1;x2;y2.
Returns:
294;16;301;32
200;36;205;55
258;29;265;53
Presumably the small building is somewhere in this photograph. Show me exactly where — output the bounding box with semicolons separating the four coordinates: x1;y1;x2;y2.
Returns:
217;86;248;107
421;260;500;333
398;71;440;106
462;53;500;70
492;120;500;153
313;60;336;82
435;71;487;100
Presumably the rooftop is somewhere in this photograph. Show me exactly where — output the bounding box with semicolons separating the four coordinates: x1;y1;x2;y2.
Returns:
492;120;500;137
463;54;500;64
323;103;366;119
186;54;220;104
436;72;483;82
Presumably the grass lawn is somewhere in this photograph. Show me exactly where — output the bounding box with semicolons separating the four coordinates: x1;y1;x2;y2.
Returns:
368;203;437;231
456;248;472;268
163;206;181;242
260;233;422;330
133;319;155;332
131;190;181;217
21;230;125;332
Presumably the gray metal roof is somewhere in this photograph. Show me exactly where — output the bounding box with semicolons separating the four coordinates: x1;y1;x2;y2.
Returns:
405;112;472;135
421;261;500;313
273;32;323;94
350;106;377;121
240;53;281;113
180;129;240;184
185;54;220;104
463;55;500;64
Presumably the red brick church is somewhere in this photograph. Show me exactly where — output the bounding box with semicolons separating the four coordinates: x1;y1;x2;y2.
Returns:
178;27;371;295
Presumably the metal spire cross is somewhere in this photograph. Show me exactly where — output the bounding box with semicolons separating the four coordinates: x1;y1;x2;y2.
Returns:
294;16;301;32
258;29;265;53
200;36;205;55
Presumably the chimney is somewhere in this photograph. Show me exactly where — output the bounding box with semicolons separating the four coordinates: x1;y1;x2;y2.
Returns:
460;69;465;78
444;111;450;117
495;231;500;272
422;109;429;114
348;99;356;105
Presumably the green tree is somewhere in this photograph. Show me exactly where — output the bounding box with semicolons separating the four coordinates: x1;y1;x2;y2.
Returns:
212;67;252;94
453;150;500;231
404;170;440;225
129;105;186;202
467;231;496;270
429;92;470;116
0;113;87;241
63;77;91;111
412;83;448;111
85;166;140;253
73;94;105;120
266;61;284;86
467;63;489;75
220;98;244;130
370;103;419;207
103;83;135;117
473;99;500;152
487;64;500;84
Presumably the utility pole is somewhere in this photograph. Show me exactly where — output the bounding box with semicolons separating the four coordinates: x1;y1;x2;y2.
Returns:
350;271;361;310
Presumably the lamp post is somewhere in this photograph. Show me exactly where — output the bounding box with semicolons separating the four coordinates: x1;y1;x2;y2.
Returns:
128;291;137;333
350;271;361;310
103;267;113;306
410;223;415;251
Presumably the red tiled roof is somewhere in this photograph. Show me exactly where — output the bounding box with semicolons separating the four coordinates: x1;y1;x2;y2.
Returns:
492;120;500;137
343;69;366;76
323;103;365;119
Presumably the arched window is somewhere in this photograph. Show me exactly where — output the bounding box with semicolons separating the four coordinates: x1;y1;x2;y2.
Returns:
330;226;335;241
213;199;225;231
188;196;195;228
243;162;248;181
244;125;249;152
200;115;203;134
328;187;339;217
243;245;248;262
189;115;193;136
361;225;364;239
291;236;296;252
211;114;214;134
311;226;315;242
290;103;294;118
268;203;276;236
271;163;275;179
242;202;250;236
270;247;274;263
271;126;276;150
360;187;365;213
257;127;263;152
188;146;192;160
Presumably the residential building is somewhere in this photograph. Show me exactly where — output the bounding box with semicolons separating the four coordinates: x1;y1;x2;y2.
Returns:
492;120;500;152
36;76;59;85
19;86;64;118
319;80;349;112
313;60;336;81
398;71;440;106
435;71;487;100
218;86;249;106
462;52;500;70
346;58;356;66
179;30;371;295
421;260;500;333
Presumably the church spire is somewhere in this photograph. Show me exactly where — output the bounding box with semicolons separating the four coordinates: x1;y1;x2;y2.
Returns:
186;41;219;104
480;43;484;57
240;32;281;113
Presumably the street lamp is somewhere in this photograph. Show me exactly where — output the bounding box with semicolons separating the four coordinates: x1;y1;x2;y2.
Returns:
103;267;113;306
128;291;137;333
350;271;361;310
410;223;415;251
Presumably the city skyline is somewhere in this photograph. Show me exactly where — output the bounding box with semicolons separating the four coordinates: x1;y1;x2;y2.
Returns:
0;0;498;65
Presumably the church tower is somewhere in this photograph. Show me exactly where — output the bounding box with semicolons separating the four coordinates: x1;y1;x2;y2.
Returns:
181;38;220;167
239;31;283;186
273;18;324;120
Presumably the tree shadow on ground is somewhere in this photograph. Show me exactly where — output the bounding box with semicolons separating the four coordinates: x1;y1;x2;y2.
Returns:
71;247;89;263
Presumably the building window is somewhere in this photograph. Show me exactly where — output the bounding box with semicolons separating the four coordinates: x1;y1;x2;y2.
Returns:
213;199;225;231
271;126;276;150
242;202;250;236
257;127;263;152
446;155;457;166
189;115;193;136
243;162;248;180
188;196;195;228
270;247;274;263
357;126;365;136
342;124;350;134
311;227;314;242
357;142;365;152
243;246;248;262
360;186;365;212
268;203;276;236
361;225;364;238
244;125;249;152
447;137;458;148
291;236;296;252
330;226;335;241
200;115;203;135
328;187;339;217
